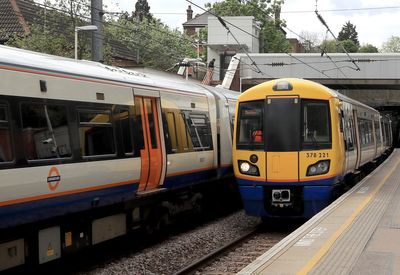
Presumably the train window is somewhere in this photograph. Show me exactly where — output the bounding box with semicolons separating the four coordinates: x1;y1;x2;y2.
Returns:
79;110;115;157
166;112;178;153
183;111;213;151
301;100;331;150
144;99;158;149
114;107;134;156
21;104;71;160
236;100;264;150
0;106;13;162
375;121;381;145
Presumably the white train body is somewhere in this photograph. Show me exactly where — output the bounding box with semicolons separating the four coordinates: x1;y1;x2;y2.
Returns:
0;46;238;270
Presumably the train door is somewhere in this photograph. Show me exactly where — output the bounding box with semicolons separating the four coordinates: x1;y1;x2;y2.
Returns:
265;96;300;182
353;109;362;170
134;92;166;193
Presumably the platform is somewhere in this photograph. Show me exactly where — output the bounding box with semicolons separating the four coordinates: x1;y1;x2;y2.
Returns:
239;149;400;275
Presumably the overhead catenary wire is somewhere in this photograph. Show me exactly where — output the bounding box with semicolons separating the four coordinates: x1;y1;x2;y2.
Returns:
185;0;274;78
314;1;361;72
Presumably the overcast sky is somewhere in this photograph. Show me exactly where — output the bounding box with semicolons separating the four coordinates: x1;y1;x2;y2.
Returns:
104;0;400;49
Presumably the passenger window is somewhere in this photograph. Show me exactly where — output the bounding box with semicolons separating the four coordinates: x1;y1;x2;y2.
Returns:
79;110;115;157
0;106;13;162
183;111;213;151
21;104;71;160
166;112;178;153
144;99;158;149
114;107;134;155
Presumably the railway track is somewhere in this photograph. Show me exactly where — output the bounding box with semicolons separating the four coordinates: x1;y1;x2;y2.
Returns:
174;223;298;275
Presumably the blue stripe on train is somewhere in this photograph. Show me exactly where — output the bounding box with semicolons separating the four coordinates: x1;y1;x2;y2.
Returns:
0;167;233;229
236;176;341;218
0;183;139;229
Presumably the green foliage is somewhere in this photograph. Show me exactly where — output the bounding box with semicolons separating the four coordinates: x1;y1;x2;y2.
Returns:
134;0;153;22
6;1;94;60
262;20;290;53
358;43;379;53
320;39;339;53
338;21;359;46
6;25;75;58
205;0;288;53
339;39;358;53
107;18;193;70
382;36;400;53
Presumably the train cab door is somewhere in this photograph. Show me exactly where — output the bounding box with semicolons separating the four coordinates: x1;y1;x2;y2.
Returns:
134;90;166;193
353;109;362;170
265;96;300;182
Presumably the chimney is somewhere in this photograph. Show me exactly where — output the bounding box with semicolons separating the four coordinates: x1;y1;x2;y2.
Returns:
187;5;193;21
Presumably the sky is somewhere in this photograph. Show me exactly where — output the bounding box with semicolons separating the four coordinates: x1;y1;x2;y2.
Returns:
103;0;400;49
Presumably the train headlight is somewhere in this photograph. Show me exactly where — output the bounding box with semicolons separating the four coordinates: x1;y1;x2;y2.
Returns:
307;160;330;176
238;160;260;176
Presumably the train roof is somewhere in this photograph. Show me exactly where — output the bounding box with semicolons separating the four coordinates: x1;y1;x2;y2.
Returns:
0;45;238;99
239;78;377;112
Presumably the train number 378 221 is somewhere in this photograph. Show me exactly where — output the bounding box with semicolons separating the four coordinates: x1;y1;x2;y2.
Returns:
306;152;329;158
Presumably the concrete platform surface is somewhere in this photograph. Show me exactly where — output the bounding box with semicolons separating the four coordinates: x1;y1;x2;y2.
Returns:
239;149;400;275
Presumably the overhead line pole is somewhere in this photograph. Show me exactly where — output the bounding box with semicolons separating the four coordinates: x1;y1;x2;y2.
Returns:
91;0;103;62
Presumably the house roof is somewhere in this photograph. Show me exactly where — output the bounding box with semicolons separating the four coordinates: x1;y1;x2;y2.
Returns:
182;10;212;28
0;0;38;42
0;0;137;62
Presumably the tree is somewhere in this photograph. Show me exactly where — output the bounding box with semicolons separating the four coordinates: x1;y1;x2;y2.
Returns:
6;0;93;60
358;43;379;53
340;39;358;53
134;0;152;22
298;31;323;53
382;36;400;53
338;21;359;46
206;0;290;53
320;39;339;53
107;17;193;70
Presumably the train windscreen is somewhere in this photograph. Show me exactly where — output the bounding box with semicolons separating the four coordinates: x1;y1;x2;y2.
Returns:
236;100;264;150
237;98;331;152
301;100;332;150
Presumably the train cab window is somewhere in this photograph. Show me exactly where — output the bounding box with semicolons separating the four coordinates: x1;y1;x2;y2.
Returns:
0;106;13;162
301;100;331;150
79;110;115;157
21;104;71;160
236;100;264;150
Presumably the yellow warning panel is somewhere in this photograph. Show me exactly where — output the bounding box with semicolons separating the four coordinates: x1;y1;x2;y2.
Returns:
65;232;72;247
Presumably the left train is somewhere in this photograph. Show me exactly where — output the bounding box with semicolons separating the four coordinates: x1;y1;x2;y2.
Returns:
0;45;238;271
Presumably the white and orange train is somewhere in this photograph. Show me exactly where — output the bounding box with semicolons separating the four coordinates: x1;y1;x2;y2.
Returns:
0;46;238;271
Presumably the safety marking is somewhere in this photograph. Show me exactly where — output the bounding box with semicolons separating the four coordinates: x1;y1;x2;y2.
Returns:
294;227;327;247
47;166;61;191
357;186;369;194
297;157;400;275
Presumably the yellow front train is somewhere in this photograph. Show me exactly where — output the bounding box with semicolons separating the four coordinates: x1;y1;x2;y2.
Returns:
233;78;389;218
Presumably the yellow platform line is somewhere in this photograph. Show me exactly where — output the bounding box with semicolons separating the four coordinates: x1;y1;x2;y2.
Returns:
297;157;400;275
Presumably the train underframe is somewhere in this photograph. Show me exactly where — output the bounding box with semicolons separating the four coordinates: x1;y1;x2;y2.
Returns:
0;176;238;272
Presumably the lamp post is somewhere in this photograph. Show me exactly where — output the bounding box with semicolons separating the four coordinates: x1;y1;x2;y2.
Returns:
74;25;98;60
